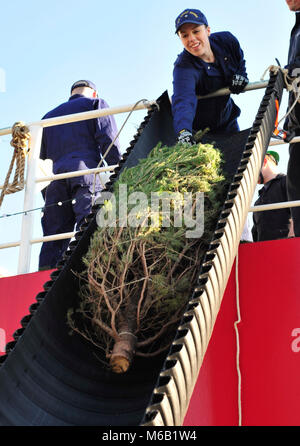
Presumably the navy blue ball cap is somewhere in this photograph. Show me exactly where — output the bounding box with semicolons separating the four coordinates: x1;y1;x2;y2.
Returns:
70;80;97;93
175;9;208;33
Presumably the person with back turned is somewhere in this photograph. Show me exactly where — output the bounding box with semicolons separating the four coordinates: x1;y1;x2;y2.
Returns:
252;151;292;242
39;80;122;270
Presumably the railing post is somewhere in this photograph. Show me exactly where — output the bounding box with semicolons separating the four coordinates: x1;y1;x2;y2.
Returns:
17;124;43;274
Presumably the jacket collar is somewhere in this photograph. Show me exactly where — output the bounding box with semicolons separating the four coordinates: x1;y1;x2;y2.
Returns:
69;94;85;101
259;174;283;194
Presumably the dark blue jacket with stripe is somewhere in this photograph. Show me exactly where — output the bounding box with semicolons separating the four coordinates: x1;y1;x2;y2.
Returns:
172;31;248;136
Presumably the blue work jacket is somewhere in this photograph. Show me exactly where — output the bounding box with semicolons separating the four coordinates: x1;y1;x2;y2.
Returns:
252;174;290;242
172;31;248;135
287;12;300;75
40;94;122;175
284;12;300;132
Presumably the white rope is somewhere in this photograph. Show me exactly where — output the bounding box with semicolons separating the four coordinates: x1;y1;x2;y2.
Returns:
234;250;242;426
91;99;159;204
261;65;300;127
278;84;300;127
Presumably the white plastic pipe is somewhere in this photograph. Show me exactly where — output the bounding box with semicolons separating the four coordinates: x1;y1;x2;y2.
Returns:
34;165;117;183
17;125;43;274
269;136;300;146
249;200;300;213
0;100;157;137
198;80;268;99
0;165;117;189
30;232;76;244
0;240;21;249
0;232;76;250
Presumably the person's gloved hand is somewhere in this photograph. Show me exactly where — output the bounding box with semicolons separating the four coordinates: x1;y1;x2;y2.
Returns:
177;129;196;145
229;74;249;94
287;64;300;78
284;129;296;143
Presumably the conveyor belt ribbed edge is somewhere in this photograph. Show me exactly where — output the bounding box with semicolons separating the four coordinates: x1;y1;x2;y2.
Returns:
141;70;285;426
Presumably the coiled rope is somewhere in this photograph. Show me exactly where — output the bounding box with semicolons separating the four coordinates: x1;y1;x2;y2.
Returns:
0;122;30;208
261;65;300;125
91;99;159;204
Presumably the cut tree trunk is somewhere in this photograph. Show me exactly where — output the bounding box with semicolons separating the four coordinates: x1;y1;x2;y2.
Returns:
109;331;137;374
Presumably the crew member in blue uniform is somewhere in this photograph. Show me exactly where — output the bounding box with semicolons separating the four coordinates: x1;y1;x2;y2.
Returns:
39;80;122;270
252;151;292;242
172;8;249;145
284;0;300;237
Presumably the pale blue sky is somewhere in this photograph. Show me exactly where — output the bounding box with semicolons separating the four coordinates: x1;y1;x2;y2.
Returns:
0;0;295;275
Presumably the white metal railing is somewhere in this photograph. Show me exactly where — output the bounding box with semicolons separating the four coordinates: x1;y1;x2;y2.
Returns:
0;101;158;136
249;200;300;213
0;165;118;190
0;232;76;250
0;81;298;275
197;80;269;99
269;136;300;146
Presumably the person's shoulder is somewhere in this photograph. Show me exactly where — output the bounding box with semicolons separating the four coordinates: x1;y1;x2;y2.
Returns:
211;31;239;46
277;173;287;184
42;96;94;119
273;173;286;181
97;97;110;108
42;103;65;119
268;174;287;189
174;49;196;69
71;95;95;106
273;174;288;195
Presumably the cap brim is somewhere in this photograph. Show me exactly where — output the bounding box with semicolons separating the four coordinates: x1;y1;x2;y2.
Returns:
175;19;206;33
